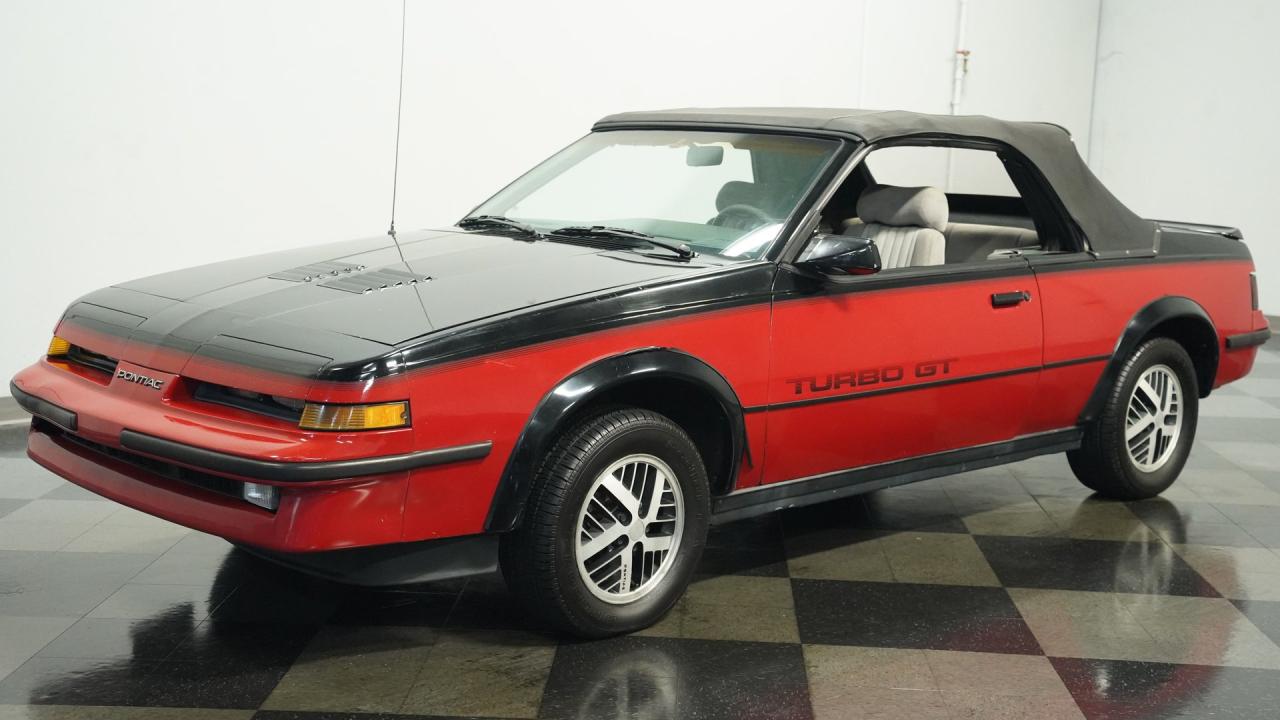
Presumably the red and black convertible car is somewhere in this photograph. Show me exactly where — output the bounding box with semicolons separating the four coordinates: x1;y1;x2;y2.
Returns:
10;108;1270;636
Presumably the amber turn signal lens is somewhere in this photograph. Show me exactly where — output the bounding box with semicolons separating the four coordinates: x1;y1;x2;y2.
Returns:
47;336;71;357
298;401;409;431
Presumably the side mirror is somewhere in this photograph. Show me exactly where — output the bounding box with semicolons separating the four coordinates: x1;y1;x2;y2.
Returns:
800;234;881;279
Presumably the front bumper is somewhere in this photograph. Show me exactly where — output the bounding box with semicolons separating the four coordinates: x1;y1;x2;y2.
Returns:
11;358;493;553
24;418;409;552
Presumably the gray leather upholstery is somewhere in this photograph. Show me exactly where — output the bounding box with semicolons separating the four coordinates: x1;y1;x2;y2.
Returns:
942;223;1039;264
855;184;949;232
843;185;947;269
841;181;1042;266
844;218;1041;265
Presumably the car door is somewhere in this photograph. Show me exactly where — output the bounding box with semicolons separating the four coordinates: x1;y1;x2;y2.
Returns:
759;259;1044;485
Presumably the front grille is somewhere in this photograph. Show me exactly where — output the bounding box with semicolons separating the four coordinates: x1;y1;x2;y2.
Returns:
45;421;261;509
193;382;304;423
66;345;118;375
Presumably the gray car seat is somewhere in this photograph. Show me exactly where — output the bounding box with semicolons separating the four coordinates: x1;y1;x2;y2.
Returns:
843;184;947;269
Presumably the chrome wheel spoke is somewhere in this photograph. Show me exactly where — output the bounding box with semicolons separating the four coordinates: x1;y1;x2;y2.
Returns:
1126;414;1155;441
580;521;629;560
642;533;674;554
599;473;641;516
1134;377;1162;411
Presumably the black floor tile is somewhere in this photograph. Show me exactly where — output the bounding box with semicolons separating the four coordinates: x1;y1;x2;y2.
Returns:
698;543;789;577
137;658;296;709
1052;657;1280;720
975;535;1220;597
169;621;318;665
328;588;458;627
540;635;812;720
442;573;554;632
707;514;786;547
209;565;347;624
791;579;1042;654
700;515;790;576
855;491;969;533
134;622;319;709
779;493;964;538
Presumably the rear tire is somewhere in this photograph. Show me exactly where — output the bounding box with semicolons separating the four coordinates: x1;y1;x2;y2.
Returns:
1068;337;1199;500
500;408;709;638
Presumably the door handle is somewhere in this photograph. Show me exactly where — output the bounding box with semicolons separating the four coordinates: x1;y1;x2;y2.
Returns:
991;290;1031;308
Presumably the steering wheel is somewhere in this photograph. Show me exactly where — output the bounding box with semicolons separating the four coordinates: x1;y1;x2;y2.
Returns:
710;204;774;231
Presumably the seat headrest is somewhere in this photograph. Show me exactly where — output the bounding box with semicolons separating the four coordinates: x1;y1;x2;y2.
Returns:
856;184;949;232
716;181;761;212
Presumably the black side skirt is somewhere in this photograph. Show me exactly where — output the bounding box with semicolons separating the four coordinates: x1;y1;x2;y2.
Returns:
1225;329;1272;350
711;428;1082;524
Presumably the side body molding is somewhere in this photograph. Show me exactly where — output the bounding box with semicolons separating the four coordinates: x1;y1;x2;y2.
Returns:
485;348;748;532
1079;295;1218;423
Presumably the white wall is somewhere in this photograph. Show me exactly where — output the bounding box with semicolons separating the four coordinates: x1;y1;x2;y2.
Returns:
0;0;1101;395
1091;0;1280;313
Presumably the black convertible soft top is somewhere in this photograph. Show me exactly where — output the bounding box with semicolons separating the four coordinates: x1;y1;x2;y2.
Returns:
595;108;1156;255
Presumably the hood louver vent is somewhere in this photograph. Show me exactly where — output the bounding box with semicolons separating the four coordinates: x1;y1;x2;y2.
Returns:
318;268;432;294
270;261;366;283
270;262;430;294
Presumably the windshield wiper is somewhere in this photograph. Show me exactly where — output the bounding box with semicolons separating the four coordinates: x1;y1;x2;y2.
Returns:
549;225;696;260
456;215;543;239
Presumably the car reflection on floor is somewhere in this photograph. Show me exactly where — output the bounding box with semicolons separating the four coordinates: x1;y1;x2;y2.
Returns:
7;493;1242;720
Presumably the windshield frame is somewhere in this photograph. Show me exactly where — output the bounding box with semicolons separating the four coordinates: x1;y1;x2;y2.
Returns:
461;128;850;263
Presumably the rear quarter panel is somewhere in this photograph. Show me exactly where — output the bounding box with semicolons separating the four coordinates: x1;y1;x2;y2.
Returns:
1027;257;1258;433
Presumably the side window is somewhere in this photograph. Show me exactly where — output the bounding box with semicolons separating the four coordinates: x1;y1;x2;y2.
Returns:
806;144;1077;271
867;145;1019;197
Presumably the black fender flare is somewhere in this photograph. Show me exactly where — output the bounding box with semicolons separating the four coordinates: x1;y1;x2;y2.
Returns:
484;348;747;532
1079;295;1218;423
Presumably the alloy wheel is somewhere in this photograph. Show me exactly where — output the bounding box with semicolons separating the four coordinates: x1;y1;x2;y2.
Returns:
574;454;684;604
1125;364;1183;472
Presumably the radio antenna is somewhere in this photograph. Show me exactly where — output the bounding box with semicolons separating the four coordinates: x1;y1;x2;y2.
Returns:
386;0;408;263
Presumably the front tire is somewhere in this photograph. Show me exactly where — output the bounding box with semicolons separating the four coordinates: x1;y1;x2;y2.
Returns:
500;408;710;638
1068;337;1199;499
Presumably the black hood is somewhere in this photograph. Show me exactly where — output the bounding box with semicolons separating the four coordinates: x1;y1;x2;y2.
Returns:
63;229;754;381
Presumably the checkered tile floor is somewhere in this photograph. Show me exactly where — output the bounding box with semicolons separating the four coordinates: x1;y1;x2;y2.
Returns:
2;338;1279;719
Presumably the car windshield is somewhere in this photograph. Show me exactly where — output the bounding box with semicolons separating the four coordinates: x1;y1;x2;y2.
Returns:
467;130;841;260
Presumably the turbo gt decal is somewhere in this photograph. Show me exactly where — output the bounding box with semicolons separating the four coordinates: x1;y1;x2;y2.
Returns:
785;358;957;396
